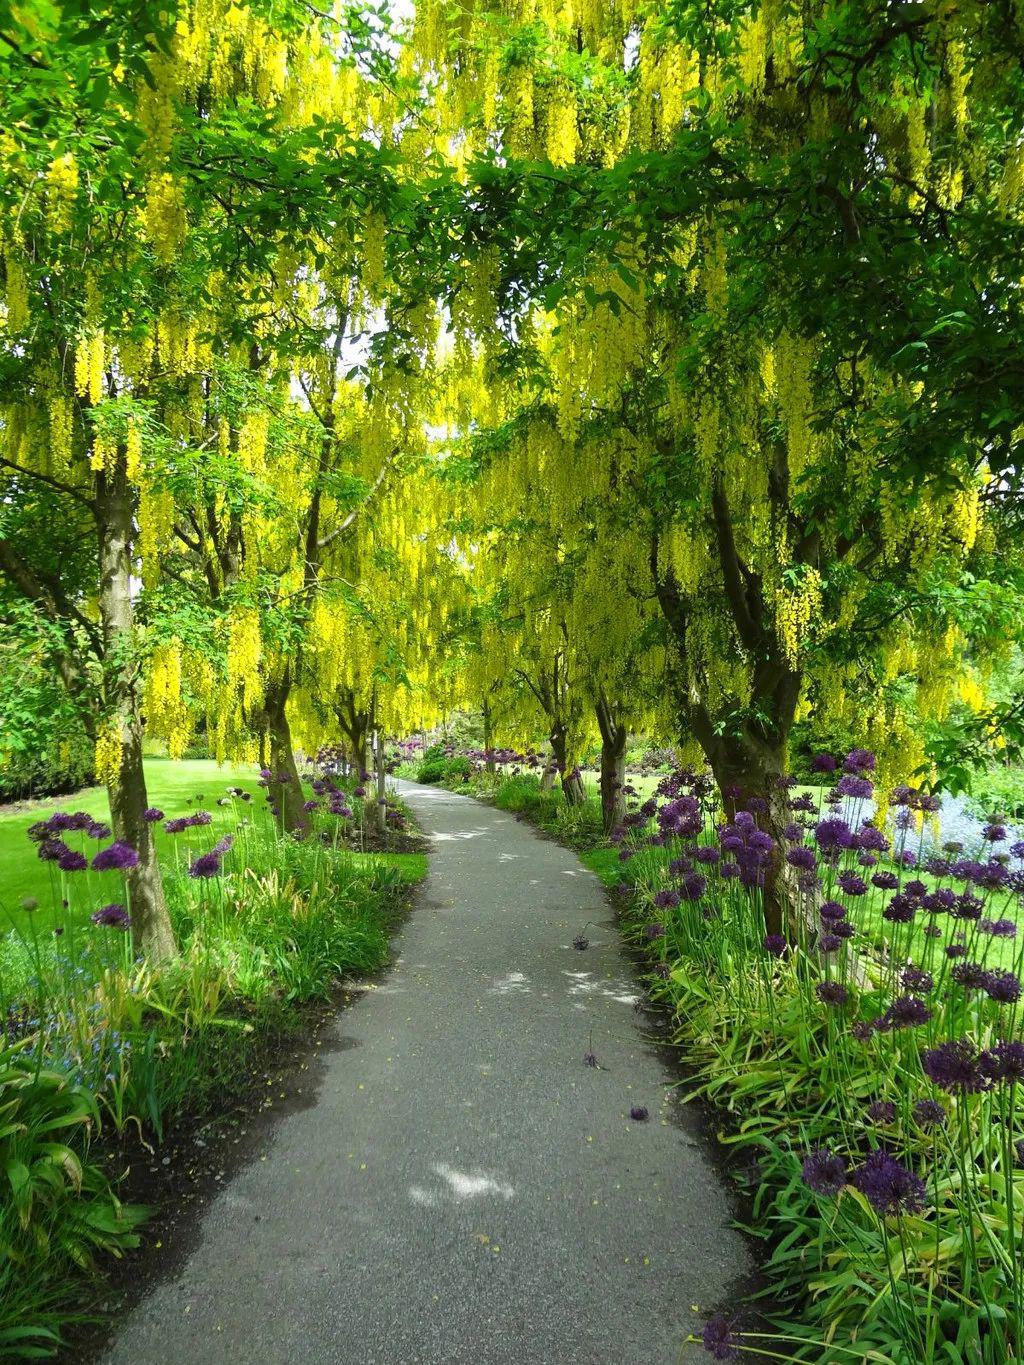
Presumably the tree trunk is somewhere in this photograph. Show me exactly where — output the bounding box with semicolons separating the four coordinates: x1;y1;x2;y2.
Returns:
596;695;627;834
696;718;804;943
549;722;585;805
335;694;369;778
265;682;310;836
372;727;387;836
96;464;177;961
482;700;496;773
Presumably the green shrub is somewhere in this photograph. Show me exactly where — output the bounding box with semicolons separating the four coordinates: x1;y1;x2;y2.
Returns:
416;755;470;783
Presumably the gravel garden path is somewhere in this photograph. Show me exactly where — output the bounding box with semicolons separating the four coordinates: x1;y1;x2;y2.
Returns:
103;781;750;1364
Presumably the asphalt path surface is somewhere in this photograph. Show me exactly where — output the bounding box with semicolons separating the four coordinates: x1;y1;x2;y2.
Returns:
104;780;750;1365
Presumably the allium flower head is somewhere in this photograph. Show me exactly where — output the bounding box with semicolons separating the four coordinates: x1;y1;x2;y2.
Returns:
816;981;849;1006
763;934;786;957
810;753;837;773
629;1105;649;1122
701;1314;738;1361
92;841;139;872
852;1150;926;1216
814;818;853;852
843;748;876;775
802;1147;847;1197
143;808;164;822
837;775;873;800
913;1098;946;1129
922;1040;991;1093
91;903;130;929
984;969;1021;1004
188;851;223;879
867;1100;896;1124
58;850;88;872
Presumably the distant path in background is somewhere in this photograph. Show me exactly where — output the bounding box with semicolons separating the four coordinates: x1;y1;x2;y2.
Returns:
103;780;750;1365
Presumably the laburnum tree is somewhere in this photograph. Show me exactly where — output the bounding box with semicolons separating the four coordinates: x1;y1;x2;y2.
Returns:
0;0;453;954
405;0;1024;935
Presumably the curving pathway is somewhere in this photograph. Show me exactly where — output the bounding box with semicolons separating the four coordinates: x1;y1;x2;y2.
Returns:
103;781;750;1365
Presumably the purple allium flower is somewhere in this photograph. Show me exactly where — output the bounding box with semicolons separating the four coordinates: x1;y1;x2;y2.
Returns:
867;1100;897;1124
92;841;139;872
905;880;928;900
883;895;917;925
810;753;838;773
802;1147;847;1197
984;969;1021;1004
583;1047;598;1068
789;794;816;813
951;893;984;922
653;888;681;909
901;965;934;994
188;852;223;879
87;822;112;840
837;774;873;800
573;933;589;951
951;962;988;991
922;1040;991;1093
786;846;817;870
38;838;70;863
852;1150;926;1216
851;1020;875;1042
644;923;666;940
914;1098;947;1129
816;981;849;1006
945;943;967;958
831;919;856;939
353;786;366;798
876;996;933;1031
858;824;890;852
819;900;847;922
302;800;319;812
679;872;707;901
764;934;786;957
630;1105;649;1122
987;1040;1024;1084
58;850;88;872
923;925;942;938
814;818;853;852
818;933;843;954
783;821;803;841
720;862;740;880
980;918;1018;938
143;807;164;822
91;903;130;929
693;845;720;865
843;748;876;775
983;823;1008;842
858;852;878;868
837;870;868;897
701;1313;738;1361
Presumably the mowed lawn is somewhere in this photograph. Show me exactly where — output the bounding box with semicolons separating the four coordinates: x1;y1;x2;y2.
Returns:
0;757;265;933
0;757;428;942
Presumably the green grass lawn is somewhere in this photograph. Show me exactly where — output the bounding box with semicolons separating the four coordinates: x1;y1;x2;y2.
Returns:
0;758;427;937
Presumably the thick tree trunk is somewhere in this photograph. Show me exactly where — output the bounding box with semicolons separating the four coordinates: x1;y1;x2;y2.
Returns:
694;713;805;943
96;465;177;961
265;683;310;836
596;695;627;834
549;722;585;805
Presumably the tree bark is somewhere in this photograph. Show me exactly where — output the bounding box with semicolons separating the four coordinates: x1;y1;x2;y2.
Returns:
482;699;496;773
549;722;585;805
371;727;387;836
96;464;177;961
335;691;369;777
264;679;310;836
595;695;627;834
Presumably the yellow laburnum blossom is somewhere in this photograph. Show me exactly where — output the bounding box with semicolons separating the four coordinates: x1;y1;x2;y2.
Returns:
144;174;188;262
94;717;123;787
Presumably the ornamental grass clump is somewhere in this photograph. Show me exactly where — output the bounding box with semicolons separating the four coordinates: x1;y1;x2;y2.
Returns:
603;751;1024;1361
